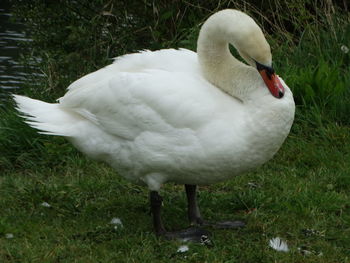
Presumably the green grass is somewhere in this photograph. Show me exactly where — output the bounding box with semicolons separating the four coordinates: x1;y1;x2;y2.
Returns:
1;118;349;262
1;0;350;262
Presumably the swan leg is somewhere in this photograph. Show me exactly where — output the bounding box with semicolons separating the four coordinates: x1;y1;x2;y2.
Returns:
150;191;166;235
149;190;210;243
185;184;246;229
185;184;204;225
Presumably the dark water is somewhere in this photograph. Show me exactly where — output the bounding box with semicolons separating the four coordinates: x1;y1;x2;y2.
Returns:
0;2;42;102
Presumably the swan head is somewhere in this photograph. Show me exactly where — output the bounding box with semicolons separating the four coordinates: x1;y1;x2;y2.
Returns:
228;12;285;99
197;9;285;99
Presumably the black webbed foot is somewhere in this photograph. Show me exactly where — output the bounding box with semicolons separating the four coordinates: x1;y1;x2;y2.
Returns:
210;220;246;229
162;227;212;245
149;187;245;244
185;185;246;230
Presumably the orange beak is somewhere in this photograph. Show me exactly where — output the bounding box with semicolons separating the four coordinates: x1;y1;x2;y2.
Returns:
256;62;285;99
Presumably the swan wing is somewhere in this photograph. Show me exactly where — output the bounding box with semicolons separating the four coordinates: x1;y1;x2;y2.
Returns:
66;49;199;92
59;68;232;141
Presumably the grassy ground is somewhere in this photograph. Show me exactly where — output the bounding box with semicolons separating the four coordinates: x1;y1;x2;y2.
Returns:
1;1;350;262
1;119;349;262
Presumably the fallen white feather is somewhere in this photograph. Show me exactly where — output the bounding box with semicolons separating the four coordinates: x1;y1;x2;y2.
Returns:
177;245;189;253
341;45;349;54
5;233;14;239
40;202;51;208
110;217;123;228
269;237;289;252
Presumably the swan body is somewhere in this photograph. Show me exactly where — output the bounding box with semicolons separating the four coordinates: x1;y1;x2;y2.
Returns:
15;10;294;233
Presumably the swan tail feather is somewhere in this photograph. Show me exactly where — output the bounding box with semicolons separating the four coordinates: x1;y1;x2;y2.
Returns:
13;94;80;137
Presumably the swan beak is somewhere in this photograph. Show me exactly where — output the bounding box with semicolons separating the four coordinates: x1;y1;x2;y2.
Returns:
256;62;285;99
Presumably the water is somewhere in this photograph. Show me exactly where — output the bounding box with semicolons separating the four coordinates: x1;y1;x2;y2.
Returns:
0;2;42;102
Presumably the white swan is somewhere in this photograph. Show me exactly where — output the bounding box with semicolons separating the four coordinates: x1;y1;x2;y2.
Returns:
14;9;295;241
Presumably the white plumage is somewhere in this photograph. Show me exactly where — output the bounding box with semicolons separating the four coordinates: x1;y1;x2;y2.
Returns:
14;9;295;192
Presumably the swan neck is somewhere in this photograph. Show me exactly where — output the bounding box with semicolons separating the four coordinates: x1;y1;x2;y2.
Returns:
197;16;248;98
196;9;275;102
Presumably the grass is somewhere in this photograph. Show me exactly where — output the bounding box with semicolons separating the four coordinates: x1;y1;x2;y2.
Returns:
1;0;350;262
1;121;349;262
